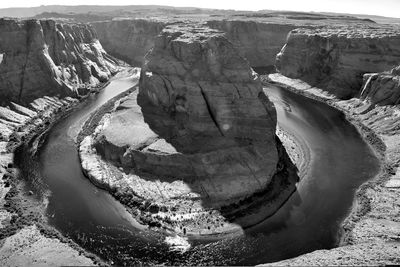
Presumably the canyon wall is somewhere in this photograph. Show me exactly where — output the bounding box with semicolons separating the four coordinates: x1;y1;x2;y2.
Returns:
91;19;297;70
0;19;120;106
91;19;166;66
276;26;400;99
205;20;297;69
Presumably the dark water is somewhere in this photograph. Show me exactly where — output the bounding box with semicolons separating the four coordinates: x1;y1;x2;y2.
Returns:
26;77;379;265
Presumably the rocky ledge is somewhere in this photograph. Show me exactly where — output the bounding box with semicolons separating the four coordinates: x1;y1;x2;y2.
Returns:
0;19;122;106
276;25;400;99
80;24;298;236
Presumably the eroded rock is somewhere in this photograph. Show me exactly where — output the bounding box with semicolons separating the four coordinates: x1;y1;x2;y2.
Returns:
92;19;166;66
206;20;298;69
83;24;297;235
276;25;400;99
0;19;121;105
360;65;400;107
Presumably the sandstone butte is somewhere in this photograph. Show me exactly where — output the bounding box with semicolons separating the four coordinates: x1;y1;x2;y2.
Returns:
80;24;298;236
0;18;121;106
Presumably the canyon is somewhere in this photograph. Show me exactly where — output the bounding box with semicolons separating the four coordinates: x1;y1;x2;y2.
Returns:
0;5;398;266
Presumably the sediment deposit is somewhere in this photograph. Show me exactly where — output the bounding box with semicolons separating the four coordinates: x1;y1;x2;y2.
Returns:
0;19;120;105
80;24;297;235
276;25;400;98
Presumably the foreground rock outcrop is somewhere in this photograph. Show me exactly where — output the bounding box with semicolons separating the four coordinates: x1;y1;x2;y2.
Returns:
276;25;400;99
0;19;121;105
80;24;297;236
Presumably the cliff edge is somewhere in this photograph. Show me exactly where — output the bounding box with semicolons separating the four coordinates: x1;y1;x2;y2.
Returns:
0;19;121;105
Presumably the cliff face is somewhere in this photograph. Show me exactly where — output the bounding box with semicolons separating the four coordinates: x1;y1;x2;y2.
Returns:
91;19;297;70
91;19;166;66
360;65;400;106
206;20;297;69
139;24;278;153
0;19;120;105
276;26;400;99
136;24;282;200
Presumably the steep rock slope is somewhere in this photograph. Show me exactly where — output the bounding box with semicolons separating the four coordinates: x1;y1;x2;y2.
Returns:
81;24;297;235
91;19;166;66
0;19;120;105
276;26;400;99
360;65;400;107
206;20;297;69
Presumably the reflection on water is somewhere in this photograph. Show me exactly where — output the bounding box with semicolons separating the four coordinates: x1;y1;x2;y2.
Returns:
27;77;379;265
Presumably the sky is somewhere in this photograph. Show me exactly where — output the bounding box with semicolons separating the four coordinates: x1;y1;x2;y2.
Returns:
1;0;400;18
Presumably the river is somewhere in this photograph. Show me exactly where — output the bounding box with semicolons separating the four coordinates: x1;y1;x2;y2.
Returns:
21;73;380;265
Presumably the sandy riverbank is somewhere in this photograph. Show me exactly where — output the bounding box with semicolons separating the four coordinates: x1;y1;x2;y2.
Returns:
262;74;400;266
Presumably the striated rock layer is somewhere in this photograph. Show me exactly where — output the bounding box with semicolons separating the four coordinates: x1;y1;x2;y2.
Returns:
0;18;120;105
84;24;297;235
360;65;400;108
92;19;166;66
137;24;280;201
276;26;400;99
206;20;298;69
91;19;298;70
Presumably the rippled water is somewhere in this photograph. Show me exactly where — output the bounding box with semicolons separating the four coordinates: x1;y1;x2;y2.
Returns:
22;77;380;265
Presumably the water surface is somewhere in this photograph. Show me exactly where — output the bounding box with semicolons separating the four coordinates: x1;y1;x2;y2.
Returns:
27;78;380;265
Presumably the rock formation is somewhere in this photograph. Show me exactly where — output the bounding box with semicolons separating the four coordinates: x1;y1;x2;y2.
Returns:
206;20;297;70
81;24;297;235
0;19;120;106
92;19;297;71
136;23;281;193
92;19;166;66
276;26;400;99
360;65;400;107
